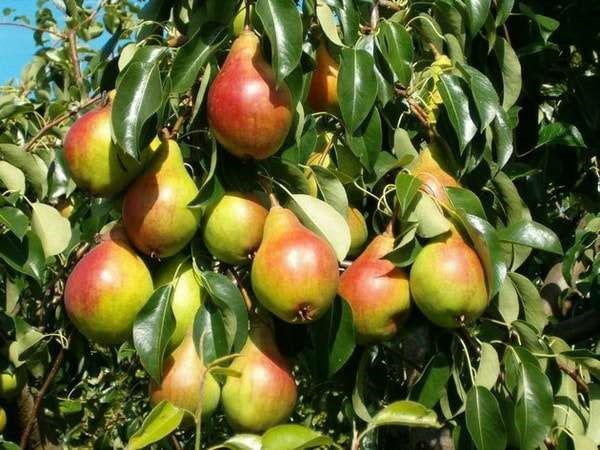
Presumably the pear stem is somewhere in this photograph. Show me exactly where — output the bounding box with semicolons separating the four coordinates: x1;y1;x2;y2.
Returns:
268;192;280;208
228;268;253;311
244;0;254;31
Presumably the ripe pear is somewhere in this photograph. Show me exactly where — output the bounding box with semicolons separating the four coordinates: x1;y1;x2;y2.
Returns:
347;207;368;257
251;204;339;323
64;229;153;345
149;334;220;419
222;320;297;432
207;30;293;159
410;229;488;328
122;139;200;259
307;42;339;113
412;145;459;205
339;232;411;344
154;255;205;352
63;98;157;197
202;192;268;265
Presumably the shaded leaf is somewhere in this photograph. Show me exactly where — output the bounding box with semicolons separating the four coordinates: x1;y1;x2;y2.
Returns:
126;401;185;450
495;38;522;110
409;354;451;408
465;386;506;450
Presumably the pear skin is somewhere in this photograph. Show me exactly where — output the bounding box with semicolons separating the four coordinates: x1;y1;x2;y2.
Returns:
339;233;411;344
307;42;339;113
207;30;292;159
64;229;153;345
251;205;339;323
154;255;205;352
122;140;200;258
222;320;297;432
412;146;459;205
410;230;488;328
149;334;220;419
202;192;268;265
346;207;368;257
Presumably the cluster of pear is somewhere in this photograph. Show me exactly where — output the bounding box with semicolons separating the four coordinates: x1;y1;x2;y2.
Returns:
60;29;488;432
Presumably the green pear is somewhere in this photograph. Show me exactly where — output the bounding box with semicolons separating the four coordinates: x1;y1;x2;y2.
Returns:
410;229;488;328
222;320;297;432
202;192;268;265
123;139;200;258
346;207;368;257
0;370;24;400
251;205;339;323
0;406;5;433
149;333;220;421
64;228;154;345
154;255;205;352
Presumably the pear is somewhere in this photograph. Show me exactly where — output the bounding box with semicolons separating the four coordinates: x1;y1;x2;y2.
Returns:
207;30;293;159
63;98;157;197
412;145;459;205
202;192;268;265
64;229;153;345
347;207;368;257
251;204;339;323
222;320;297;432
0;406;5;433
154;255;205;352
0;369;24;400
122;139;200;258
305;148;333;197
339;232;411;344
410;229;488;328
307;42;339;113
149;334;220;420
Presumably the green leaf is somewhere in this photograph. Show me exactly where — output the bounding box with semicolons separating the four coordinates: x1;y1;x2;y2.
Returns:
536;122;586;148
112;60;163;160
464;0;491;35
406;192;450;238
458;63;499;131
217;434;262;450
310;297;355;377
316;1;343;47
0;207;29;240
369;401;441;429
495;38;522;110
499;220;563;255
376;20;413;86
447;186;487;219
438;74;477;151
193;303;229;364
508;272;548;332
475;343;500;389
8;317;45;367
352;351;373;422
338;48;378;132
0;231;45;283
262;424;335;450
255;0;303;83
395;172;421;218
496;276;519;324
310;166;349;217
571;435;598;450
345;107;382;172
170;25;227;94
465;386;507;450
409;354;451;408
200;271;249;354
495;0;514;26
133;285;176;383
126;401;185;450
504;346;553;450
30;202;71;257
0;143;48;198
0;161;25;195
289;194;351;261
586;384;600;444
492;108;514;169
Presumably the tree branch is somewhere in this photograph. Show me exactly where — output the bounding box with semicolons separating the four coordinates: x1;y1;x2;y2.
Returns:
20;338;70;449
0;22;65;39
229;268;253;311
557;361;589;394
379;0;402;11
545;310;600;343
67;30;86;98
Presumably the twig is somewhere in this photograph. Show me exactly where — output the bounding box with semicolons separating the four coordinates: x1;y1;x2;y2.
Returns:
23;96;102;152
545;310;600;343
67;30;86;98
370;0;380;31
229;268;253;311
170;435;183;450
20;338;70;449
557;361;589;394
0;22;65;39
379;0;402;11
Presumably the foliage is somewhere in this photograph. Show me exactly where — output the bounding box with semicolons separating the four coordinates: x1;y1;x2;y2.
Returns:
0;0;598;449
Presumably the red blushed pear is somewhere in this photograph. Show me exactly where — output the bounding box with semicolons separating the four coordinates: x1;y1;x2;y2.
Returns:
207;30;293;159
122;139;200;259
339;232;411;344
307;42;339;114
410;227;488;328
412;145;460;205
251;199;339;323
63;96;156;197
222;319;297;432
64;229;153;345
149;333;220;420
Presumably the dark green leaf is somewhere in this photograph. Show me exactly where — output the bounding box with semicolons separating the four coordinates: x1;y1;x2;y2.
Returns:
345;107;382;172
310;166;349;217
409;354;451;408
0;143;48;198
447;186;487;219
536;122;586;148
395;172;421;218
255;0;303;83
458;63;499;131
133;285;175;383
499;220;563;255
494;38;522;110
495;0;514;26
0;231;45;283
193;303;228;364
465;0;491;36
508;272;548;332
338;48;378;132
0;207;29;240
438;74;477;151
376;21;413;86
465;386;507;450
492;109;513;169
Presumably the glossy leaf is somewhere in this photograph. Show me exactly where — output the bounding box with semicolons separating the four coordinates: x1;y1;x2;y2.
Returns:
492;108;514;169
499;220;563;255
370;401;441;429
338;48;377;132
465;0;491;35
0;231;45;283
465;386;507;450
447;186;487;219
133;285;175;383
30;202;71;257
262;424;334;450
409;354;451;408
508;272;548;332
458;63;499;131
395;172;422;218
438;74;477;151
126;401;185;450
376;20;413;86
495;38;522;110
316;1;343;47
